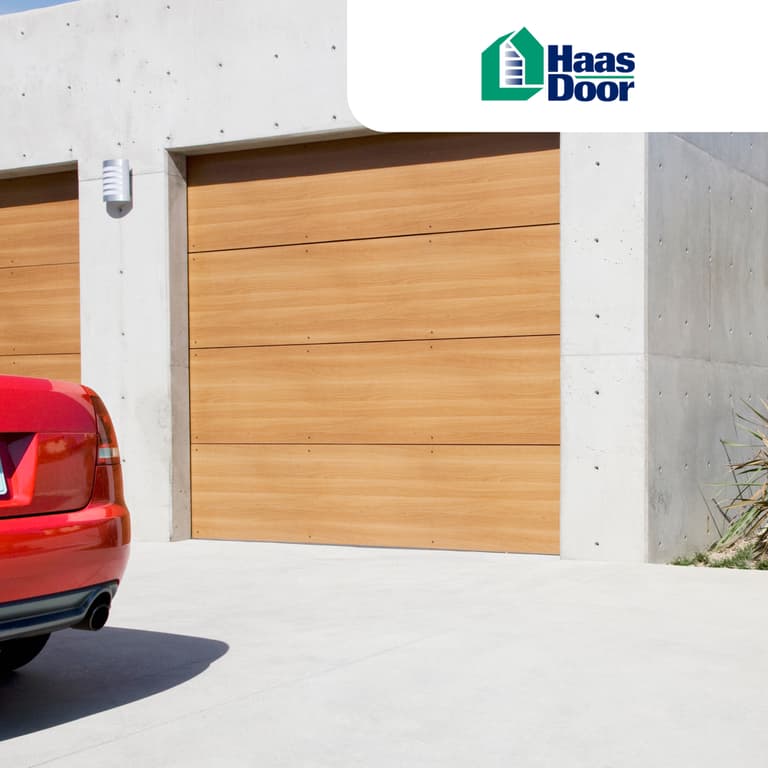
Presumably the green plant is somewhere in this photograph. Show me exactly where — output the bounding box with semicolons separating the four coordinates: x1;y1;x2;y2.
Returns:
672;401;768;569
672;552;709;567
672;546;763;570
707;545;755;569
717;400;768;557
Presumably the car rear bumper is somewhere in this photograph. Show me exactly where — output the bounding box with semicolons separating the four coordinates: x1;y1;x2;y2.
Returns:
0;581;118;641
0;502;130;607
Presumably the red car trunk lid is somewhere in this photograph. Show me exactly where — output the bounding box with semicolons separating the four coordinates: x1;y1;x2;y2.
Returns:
0;375;97;517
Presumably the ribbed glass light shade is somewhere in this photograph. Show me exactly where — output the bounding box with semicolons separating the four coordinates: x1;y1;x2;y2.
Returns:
102;159;131;203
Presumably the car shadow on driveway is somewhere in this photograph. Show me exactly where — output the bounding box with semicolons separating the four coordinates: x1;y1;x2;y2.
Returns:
0;627;229;740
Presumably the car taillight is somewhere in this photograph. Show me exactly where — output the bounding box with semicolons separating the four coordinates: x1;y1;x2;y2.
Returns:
84;388;125;506
85;390;120;465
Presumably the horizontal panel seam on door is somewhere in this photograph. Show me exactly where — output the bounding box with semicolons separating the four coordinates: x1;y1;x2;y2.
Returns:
0;261;78;271
0;353;81;358
187;221;560;255
0;352;80;359
191;442;560;447
189;333;561;352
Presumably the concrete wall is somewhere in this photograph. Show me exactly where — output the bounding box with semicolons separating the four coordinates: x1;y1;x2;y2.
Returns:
0;0;358;540
0;0;354;178
561;133;768;563
646;134;768;562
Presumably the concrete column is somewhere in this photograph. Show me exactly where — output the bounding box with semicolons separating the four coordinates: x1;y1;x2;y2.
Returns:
79;151;189;542
560;134;648;562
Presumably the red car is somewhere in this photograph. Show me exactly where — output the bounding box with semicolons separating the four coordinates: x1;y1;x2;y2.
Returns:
0;375;130;673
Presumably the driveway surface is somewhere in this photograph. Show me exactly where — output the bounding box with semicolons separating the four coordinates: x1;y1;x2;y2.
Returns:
1;540;766;766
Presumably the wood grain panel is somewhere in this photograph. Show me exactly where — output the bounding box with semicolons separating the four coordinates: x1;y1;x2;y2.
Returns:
0;172;79;269
191;336;559;445
0;264;80;355
189;134;559;185
0;354;80;382
187;135;559;252
190;226;559;348
191;444;559;553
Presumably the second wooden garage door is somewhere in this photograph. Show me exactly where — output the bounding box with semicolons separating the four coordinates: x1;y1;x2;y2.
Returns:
0;172;80;382
187;134;560;553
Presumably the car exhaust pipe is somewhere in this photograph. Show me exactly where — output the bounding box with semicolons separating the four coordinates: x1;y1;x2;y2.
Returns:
73;592;111;632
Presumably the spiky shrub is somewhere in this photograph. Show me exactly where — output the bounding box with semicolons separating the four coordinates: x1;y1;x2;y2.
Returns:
719;401;768;558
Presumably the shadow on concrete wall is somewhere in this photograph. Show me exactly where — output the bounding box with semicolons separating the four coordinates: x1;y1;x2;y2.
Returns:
0;627;229;740
106;200;133;218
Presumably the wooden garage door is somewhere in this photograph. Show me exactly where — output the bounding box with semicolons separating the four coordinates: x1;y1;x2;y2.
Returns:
188;134;560;553
0;172;80;382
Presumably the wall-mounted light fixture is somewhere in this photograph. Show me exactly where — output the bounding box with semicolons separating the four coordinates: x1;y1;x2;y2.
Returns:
102;159;131;203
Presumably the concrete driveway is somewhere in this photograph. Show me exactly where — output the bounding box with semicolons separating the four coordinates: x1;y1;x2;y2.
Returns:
1;541;766;766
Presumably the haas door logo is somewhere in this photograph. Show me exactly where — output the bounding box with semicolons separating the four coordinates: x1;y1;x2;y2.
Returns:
482;28;544;101
482;27;636;103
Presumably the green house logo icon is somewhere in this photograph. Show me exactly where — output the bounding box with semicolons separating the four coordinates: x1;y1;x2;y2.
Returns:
482;27;544;101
